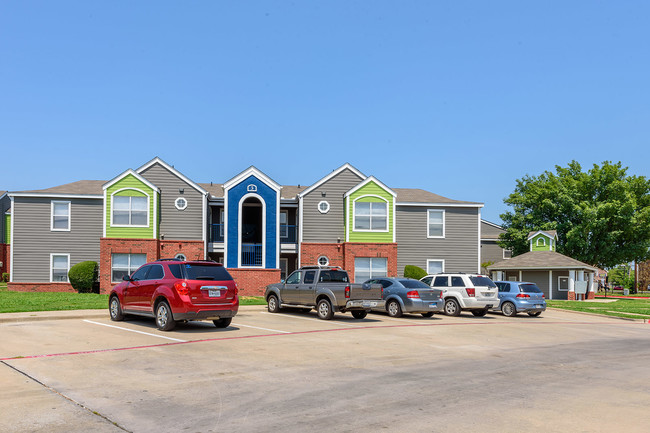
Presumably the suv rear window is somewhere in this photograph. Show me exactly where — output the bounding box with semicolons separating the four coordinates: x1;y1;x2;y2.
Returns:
519;283;542;293
469;276;496;288
183;264;233;281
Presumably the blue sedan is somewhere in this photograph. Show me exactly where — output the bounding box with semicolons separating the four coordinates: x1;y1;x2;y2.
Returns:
364;277;444;317
494;281;546;317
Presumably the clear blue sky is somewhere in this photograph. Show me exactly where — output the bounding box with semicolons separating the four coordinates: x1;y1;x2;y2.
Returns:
2;1;649;223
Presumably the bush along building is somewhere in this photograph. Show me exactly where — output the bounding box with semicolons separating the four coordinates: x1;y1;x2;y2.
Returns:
0;158;484;295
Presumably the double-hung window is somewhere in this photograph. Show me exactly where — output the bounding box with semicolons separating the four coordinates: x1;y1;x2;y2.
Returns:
111;253;147;282
354;201;387;231
427;209;445;238
51;254;70;282
354;257;387;283
113;195;148;226
51;201;71;231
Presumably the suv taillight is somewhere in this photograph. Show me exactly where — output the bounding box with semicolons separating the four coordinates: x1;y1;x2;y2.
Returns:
407;290;420;299
516;293;530;298
234;283;239;296
466;288;475;297
345;285;350;298
174;281;189;296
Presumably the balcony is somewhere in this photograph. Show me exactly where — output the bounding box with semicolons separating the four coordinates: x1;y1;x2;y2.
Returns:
280;225;297;243
242;243;262;267
210;224;224;242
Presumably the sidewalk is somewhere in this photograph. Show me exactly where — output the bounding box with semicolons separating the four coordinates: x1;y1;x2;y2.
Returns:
0;309;108;324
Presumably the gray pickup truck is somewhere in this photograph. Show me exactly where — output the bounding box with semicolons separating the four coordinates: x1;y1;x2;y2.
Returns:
265;266;385;320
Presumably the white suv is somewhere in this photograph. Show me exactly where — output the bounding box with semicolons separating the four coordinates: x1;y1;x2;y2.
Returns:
420;274;498;316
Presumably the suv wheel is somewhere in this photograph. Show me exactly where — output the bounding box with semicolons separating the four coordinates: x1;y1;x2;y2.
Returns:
155;301;176;331
213;318;232;328
471;308;489;317
387;300;403;318
109;295;124;321
502;302;517;317
444;298;461;316
317;298;334;320
267;294;281;313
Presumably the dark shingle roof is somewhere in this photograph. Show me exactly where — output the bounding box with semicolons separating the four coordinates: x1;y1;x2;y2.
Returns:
488;251;596;271
393;188;481;205
16;180;105;195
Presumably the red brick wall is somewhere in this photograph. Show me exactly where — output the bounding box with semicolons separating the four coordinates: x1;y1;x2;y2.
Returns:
0;243;9;279
227;268;281;296
99;238;205;294
7;282;76;292
300;242;398;281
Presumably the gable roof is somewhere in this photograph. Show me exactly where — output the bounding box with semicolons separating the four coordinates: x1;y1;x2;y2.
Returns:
223;166;282;192
137;157;208;195
344;175;396;198
103;169;160;193
298;163;366;198
488;251;597;272
527;230;558;241
7;180;105;198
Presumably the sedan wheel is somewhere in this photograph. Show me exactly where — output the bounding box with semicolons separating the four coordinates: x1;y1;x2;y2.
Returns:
155;301;176;331
502;302;517;317
387;300;403;318
213;318;232;328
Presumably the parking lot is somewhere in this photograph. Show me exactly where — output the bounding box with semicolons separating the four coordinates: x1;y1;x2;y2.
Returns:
2;306;650;433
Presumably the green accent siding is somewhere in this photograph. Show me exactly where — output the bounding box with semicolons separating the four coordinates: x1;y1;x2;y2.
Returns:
4;214;10;244
347;181;394;243
105;174;156;239
531;234;555;252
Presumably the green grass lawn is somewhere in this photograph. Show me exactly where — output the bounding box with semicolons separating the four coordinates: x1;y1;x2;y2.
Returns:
0;283;266;313
547;298;650;320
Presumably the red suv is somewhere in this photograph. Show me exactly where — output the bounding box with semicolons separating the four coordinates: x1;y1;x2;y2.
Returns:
109;259;239;331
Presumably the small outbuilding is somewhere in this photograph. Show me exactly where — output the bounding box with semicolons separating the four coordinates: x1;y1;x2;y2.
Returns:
488;230;598;300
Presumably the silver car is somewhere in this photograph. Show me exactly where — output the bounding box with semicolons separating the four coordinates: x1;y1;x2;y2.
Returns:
364;277;444;317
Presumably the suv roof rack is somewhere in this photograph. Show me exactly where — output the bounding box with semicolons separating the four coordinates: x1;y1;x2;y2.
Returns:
157;258;183;262
300;265;343;270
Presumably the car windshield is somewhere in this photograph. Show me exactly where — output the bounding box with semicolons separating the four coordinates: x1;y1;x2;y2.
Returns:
183;264;233;281
399;279;431;289
469;276;497;288
520;283;542;293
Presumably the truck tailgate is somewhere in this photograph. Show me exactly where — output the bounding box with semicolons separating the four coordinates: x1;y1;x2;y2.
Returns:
348;283;383;300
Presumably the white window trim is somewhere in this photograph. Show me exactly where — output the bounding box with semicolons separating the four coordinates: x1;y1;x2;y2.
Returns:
354;257;388;282
51;200;71;232
280;210;289;239
174;253;186;261
427;209;445;239
558;276;569;291
503;249;512;259
426;259;445;274
175;197;188;211
110;188;150;228
317;255;329;266
50;253;70;283
318;201;330;214
352;195;389;233
537;237;546;246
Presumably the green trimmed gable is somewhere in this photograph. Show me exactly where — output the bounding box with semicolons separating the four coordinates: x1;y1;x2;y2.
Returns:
531;233;555;252
105;173;157;239
347;180;394;243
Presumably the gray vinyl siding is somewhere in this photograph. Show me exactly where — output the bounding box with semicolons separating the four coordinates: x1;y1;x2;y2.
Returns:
0;195;10;243
481;221;504;239
301;169;364;243
140;163;204;240
396;206;479;276
481;240;507;271
12;197;102;282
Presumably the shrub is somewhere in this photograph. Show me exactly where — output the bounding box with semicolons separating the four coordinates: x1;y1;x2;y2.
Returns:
403;265;427;280
68;261;99;293
1;273;8;282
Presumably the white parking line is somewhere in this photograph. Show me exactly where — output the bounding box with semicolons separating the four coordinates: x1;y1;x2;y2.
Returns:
83;320;187;342
234;323;291;334
260;312;358;326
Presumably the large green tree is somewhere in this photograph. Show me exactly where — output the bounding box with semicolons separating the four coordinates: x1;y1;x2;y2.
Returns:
498;161;650;269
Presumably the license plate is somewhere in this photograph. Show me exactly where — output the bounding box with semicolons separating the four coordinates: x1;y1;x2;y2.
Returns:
535;305;543;309
429;303;438;308
208;289;221;297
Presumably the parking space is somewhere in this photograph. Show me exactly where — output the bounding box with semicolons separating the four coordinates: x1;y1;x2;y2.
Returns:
2;307;650;432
